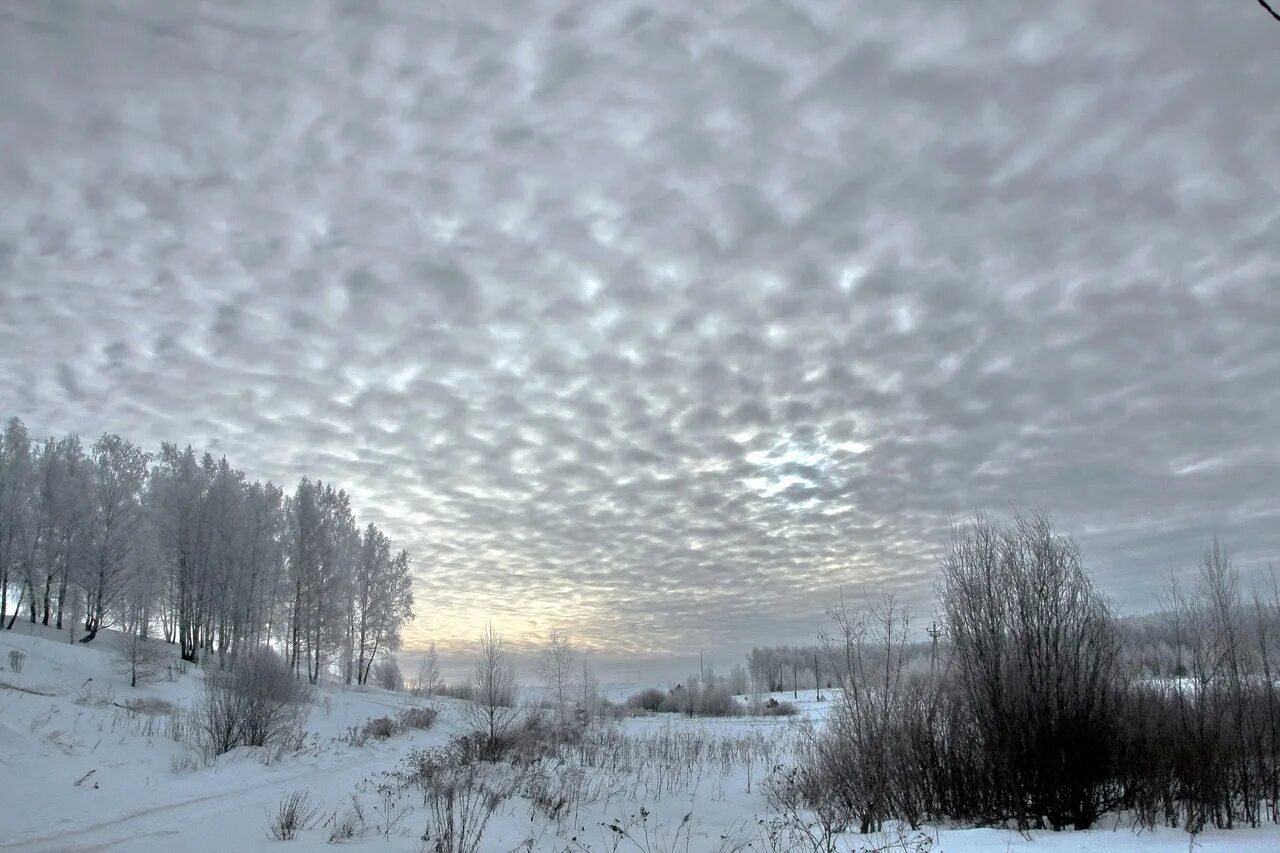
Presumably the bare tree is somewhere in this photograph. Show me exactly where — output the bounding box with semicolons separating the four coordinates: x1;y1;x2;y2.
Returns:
114;602;167;687
940;510;1123;830
413;641;441;698
466;623;519;756
539;627;577;725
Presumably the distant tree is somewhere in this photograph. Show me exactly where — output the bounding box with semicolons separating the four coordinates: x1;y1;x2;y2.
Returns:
728;663;749;696
373;655;403;691
539;627;577;724
412;642;441;698
580;659;599;725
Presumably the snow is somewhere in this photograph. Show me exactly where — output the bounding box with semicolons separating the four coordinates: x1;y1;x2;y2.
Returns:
2;626;1279;852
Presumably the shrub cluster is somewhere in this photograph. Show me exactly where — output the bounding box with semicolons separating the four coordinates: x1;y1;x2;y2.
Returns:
797;515;1280;836
755;697;799;717
434;681;475;702
265;790;322;840
625;682;742;717
196;648;311;758
345;705;440;746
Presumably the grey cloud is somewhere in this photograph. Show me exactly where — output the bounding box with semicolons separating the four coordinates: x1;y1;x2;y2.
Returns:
1;0;1277;663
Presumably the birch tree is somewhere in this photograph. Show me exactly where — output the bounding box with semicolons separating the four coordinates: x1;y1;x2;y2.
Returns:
80;434;149;642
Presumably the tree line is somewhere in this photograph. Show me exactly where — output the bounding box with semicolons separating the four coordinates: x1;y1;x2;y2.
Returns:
0;416;414;685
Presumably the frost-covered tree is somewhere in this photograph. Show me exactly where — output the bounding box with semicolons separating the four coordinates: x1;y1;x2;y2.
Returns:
0;418;34;628
539;627;577;724
152;444;209;661
0;416;414;682
79;434;149;642
351;524;414;685
413;642;441;697
28;436;93;629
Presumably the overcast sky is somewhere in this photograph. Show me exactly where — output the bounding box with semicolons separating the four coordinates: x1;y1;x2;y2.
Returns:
1;1;1277;667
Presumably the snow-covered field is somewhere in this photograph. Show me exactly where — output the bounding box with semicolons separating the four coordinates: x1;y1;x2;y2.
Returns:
2;626;1279;852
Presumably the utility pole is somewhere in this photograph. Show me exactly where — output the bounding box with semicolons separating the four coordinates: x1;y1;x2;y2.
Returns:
793;660;798;699
815;651;822;702
927;621;941;683
700;650;704;684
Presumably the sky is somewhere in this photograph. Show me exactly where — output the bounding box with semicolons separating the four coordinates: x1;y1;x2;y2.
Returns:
1;1;1278;672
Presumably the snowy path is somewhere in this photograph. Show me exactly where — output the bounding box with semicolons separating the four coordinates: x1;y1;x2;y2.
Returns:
2;748;395;852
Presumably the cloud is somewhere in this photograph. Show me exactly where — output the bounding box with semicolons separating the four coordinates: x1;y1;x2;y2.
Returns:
1;0;1277;664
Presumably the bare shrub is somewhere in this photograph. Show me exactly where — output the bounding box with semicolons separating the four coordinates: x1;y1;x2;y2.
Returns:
435;681;474;702
197;647;312;757
363;716;397;740
799;512;1126;834
940;511;1123;830
419;762;510;853
326;796;367;842
170;749;203;774
399;706;439;730
8;649;25;673
119;696;179;716
265;789;322;840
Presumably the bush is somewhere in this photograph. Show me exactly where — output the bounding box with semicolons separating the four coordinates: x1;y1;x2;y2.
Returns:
265;789;322;840
8;649;25;673
940;512;1122;830
399;706;439;730
363;716;397;740
373;658;403;692
419;761;511;852
327;796;367;842
758;699;798;716
196;648;311;758
656;682;740;716
435;681;474;702
696;684;739;716
797;513;1126;834
627;688;666;712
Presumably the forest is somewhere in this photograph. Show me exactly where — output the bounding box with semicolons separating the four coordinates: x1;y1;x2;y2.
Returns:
0;416;414;686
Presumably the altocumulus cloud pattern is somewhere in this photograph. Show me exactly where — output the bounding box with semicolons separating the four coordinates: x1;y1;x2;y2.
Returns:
1;0;1278;657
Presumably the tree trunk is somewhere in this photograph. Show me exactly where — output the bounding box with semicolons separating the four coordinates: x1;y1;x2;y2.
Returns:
4;583;23;629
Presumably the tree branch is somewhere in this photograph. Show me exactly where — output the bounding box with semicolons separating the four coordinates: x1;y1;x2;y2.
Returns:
1260;0;1280;22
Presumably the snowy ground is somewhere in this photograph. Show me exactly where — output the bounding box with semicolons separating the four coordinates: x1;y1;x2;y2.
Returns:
2;627;1279;852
